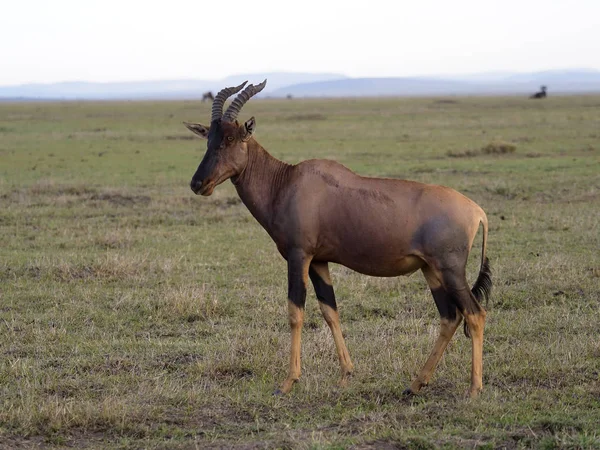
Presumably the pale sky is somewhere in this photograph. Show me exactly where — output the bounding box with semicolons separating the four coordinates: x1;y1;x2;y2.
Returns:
1;0;599;85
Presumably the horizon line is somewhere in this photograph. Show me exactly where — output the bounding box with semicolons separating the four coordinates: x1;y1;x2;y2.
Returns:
1;66;599;88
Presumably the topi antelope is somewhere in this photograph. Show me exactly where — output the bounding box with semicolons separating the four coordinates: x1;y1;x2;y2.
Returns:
201;91;214;102
184;81;492;398
530;85;547;99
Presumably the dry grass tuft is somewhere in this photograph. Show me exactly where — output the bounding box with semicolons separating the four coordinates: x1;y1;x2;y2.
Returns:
164;135;195;141
447;140;516;158
53;257;144;282
28;180;97;196
156;284;225;321
481;140;517;154
511;136;534;143
10;254;169;283
285;113;327;121
433;99;459;104
446;149;481;158
526;152;543;158
89;192;151;207
94;229;135;249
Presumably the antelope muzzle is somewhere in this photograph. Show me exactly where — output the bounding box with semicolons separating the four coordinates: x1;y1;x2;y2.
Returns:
190;177;215;196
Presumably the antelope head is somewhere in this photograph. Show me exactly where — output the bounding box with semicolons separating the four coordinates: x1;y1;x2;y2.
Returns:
185;80;267;196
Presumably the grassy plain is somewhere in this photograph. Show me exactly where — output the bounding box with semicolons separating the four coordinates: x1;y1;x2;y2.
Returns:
0;95;599;448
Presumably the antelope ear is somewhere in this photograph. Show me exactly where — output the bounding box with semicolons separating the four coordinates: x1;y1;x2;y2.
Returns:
183;122;209;139
242;116;256;142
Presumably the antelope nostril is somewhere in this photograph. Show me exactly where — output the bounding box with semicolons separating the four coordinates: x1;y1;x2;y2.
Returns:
190;179;202;192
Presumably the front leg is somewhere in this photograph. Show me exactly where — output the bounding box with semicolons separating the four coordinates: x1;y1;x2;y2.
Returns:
276;249;312;395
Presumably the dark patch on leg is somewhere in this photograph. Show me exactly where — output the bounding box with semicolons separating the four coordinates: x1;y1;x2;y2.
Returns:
439;269;484;339
432;286;470;338
449;288;483;316
430;287;458;322
287;255;307;308
446;288;484;339
442;268;483;316
309;266;336;310
288;280;306;308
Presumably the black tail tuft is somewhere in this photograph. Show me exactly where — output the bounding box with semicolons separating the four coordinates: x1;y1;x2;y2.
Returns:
471;257;492;306
464;257;492;338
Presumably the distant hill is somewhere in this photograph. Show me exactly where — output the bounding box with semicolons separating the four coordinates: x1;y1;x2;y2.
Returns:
271;77;476;97
0;72;347;100
220;72;348;93
1;69;599;100
271;69;600;97
0;80;209;100
505;69;600;84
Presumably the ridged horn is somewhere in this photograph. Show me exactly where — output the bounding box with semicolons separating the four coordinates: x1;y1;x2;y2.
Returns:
211;81;247;122
222;79;267;122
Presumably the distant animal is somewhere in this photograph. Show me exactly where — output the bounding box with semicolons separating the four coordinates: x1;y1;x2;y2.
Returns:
286;94;293;99
201;91;214;102
183;81;492;398
530;86;547;99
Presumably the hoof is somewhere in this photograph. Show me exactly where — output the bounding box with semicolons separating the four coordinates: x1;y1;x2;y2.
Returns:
402;388;415;396
465;387;482;399
338;374;352;388
272;389;283;396
276;378;297;395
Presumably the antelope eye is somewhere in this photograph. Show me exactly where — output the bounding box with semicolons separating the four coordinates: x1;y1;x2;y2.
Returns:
227;136;234;142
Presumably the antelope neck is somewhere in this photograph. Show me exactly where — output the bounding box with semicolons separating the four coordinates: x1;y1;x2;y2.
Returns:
232;139;291;233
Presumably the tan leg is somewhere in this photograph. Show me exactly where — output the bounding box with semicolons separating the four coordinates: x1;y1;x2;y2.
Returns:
319;302;354;386
406;266;462;395
409;317;462;393
309;261;353;386
279;300;305;394
439;266;487;398
276;249;311;395
464;311;486;398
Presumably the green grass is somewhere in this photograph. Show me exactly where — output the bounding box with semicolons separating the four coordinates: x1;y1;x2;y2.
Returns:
1;95;599;449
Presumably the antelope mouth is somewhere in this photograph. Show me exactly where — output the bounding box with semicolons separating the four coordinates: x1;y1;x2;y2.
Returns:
200;183;215;196
191;180;215;196
194;172;235;196
197;182;215;196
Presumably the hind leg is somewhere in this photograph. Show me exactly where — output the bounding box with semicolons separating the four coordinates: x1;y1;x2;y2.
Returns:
405;265;462;395
442;268;487;398
309;261;354;387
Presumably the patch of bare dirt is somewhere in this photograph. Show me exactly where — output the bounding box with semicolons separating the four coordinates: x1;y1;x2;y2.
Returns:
285;113;327;121
164;135;195;140
153;352;204;372
212;197;242;209
89;193;151;207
